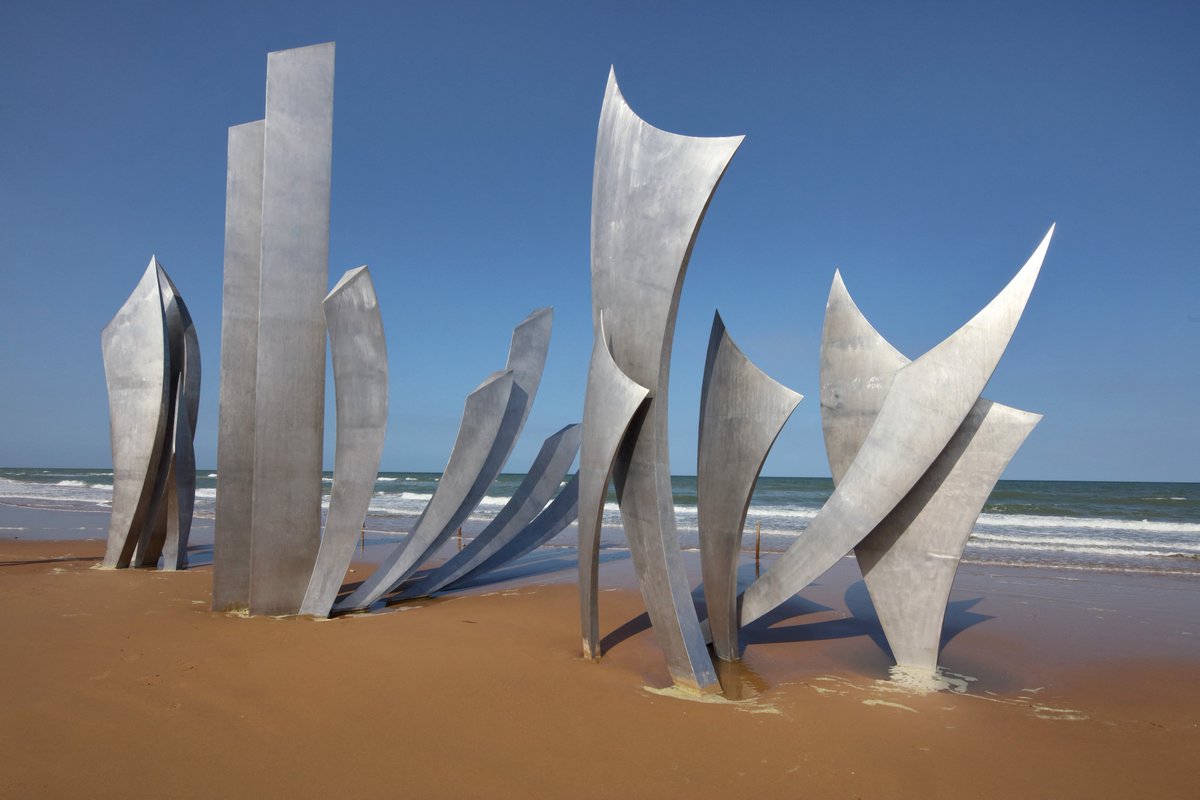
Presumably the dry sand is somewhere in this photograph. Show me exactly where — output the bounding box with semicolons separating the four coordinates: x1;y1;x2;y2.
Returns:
1;535;1197;799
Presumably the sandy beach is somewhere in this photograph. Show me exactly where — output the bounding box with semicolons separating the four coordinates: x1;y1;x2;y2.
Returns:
1;506;1197;799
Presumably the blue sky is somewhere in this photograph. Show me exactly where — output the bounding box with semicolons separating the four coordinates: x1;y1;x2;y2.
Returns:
1;1;1196;481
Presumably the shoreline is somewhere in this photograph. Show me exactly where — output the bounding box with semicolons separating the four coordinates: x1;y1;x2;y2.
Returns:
2;525;1197;798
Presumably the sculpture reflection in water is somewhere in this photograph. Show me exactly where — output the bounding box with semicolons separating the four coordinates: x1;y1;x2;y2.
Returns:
101;256;200;571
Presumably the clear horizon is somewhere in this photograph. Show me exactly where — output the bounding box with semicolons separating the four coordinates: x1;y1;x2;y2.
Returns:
2;1;1196;483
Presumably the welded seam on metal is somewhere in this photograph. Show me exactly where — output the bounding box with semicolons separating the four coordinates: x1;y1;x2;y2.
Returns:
580;68;741;692
101;259;169;568
697;311;801;662
404;422;581;599
741;226;1053;626
820;272;1039;672
213;119;264;610
300;267;388;617
336;308;551;612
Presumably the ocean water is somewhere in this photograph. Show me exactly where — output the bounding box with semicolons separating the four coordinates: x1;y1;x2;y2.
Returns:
1;467;1197;577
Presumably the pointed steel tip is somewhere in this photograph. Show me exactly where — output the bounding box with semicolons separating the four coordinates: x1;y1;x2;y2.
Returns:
827;269;852;305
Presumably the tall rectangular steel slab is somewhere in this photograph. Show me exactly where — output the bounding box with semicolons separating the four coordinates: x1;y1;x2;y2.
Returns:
248;43;335;616
213;121;264;610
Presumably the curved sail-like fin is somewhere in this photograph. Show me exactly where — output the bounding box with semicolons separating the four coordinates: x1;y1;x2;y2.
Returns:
697;312;802;661
578;312;649;658
819;270;909;483
742;227;1053;626
403;422;581;598
213;119;264;609
101;258;170;568
456;471;580;587
300;267;389;617
148;263;202;571
336;368;515;612
337;309;551;611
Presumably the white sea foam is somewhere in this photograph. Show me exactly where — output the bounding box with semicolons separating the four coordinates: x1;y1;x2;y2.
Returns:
976;512;1200;534
55;480;88;487
970;531;1195;551
967;539;1198;559
376;477;398;482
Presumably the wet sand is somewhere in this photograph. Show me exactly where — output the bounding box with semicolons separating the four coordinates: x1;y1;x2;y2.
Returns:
1;531;1197;799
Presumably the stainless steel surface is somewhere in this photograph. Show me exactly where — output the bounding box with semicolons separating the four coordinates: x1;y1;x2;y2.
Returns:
336;369;514;611
858;401;1039;671
405;422;581;598
697;312;801;661
336;308;551;611
741;227;1053;626
248;43;335;616
299;267;388;617
129;265;182;569
821;273;1039;672
578;313;649;658
580;70;742;692
100;259;169;568
156;266;200;571
213;120;264;610
454;471;580;587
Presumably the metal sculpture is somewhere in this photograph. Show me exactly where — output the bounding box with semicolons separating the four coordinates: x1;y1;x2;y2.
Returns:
101;257;200;571
451;472;580;587
213;120;264;610
337;308;552;611
741;226;1053;628
102;259;169;568
143;269;201;571
247;42;336;616
212;43;335;615
403;422;581;598
820;271;1040;672
697;312;802;662
299;267;388;617
579;69;742;693
213;117;265;606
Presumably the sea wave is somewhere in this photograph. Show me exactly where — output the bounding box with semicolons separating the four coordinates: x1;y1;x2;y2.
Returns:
975;512;1200;535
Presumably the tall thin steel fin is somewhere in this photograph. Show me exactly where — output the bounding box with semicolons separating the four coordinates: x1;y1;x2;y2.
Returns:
741;227;1053;626
300;267;388;617
697;312;802;661
578;313;650;659
248;42;335;616
213;119;265;609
